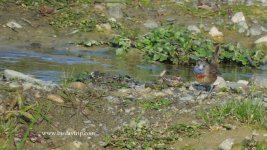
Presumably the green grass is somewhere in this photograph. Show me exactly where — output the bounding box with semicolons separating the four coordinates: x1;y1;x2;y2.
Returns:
142;98;172;110
200;98;266;126
0;89;51;149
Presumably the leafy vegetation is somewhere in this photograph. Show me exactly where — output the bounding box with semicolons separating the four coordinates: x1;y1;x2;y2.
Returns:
113;25;265;66
200;98;266;126
168;123;202;138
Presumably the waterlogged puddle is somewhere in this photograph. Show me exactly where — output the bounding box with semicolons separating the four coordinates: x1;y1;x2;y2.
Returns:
0;45;265;83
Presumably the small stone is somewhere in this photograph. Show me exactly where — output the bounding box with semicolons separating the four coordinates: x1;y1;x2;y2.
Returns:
180;95;194;101
105;96;119;103
69;82;86;90
94;4;105;13
209;26;223;37
47;94;64;103
107;4;123;19
187;25;200;33
6;21;22;29
144;19;158;29
100;23;112;32
231;12;245;23
108;17;117;22
22;82;34;90
61;141;89;150
219;138;234;150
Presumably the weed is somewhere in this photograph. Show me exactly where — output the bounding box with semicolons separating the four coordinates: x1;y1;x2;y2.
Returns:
113;25;265;66
104;119;178;149
243;134;267;150
0;89;50;149
200;98;266;126
142;98;172;110
168;123;202;138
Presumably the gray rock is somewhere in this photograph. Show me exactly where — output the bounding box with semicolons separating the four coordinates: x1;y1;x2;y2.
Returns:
4;69;55;90
187;25;200;33
107;4;123;19
214;76;227;90
248;25;263;36
144;19;159;29
238;21;249;33
231;12;245;23
250;74;267;88
219;138;234;150
226;82;248;92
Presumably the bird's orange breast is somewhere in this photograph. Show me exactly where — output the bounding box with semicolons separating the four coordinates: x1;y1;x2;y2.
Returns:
195;74;206;79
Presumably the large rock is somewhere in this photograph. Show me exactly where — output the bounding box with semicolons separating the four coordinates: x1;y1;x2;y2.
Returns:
4;69;55;90
249;74;267;88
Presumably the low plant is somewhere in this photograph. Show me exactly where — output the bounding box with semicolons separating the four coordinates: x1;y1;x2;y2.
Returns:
142;98;172;110
134;26;265;66
200;98;266;126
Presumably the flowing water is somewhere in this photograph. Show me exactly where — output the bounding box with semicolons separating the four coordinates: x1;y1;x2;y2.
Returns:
0;45;265;83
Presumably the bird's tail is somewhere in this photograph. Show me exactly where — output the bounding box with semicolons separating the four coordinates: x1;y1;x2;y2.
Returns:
211;44;220;68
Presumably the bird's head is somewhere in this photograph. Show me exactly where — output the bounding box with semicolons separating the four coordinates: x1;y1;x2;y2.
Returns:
193;60;209;75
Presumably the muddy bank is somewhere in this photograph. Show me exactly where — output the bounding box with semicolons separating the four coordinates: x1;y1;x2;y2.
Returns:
0;69;266;149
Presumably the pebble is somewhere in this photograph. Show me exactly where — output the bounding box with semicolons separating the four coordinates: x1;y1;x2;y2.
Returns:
6;21;22;29
69;82;87;90
144;19;159;29
47;94;64;103
219;138;234;150
209;26;223;37
231;12;245;23
187;25;200;33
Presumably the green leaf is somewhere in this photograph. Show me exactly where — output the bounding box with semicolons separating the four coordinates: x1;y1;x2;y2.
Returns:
116;48;125;55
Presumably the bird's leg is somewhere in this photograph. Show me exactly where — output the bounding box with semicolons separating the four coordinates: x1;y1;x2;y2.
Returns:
206;85;215;98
